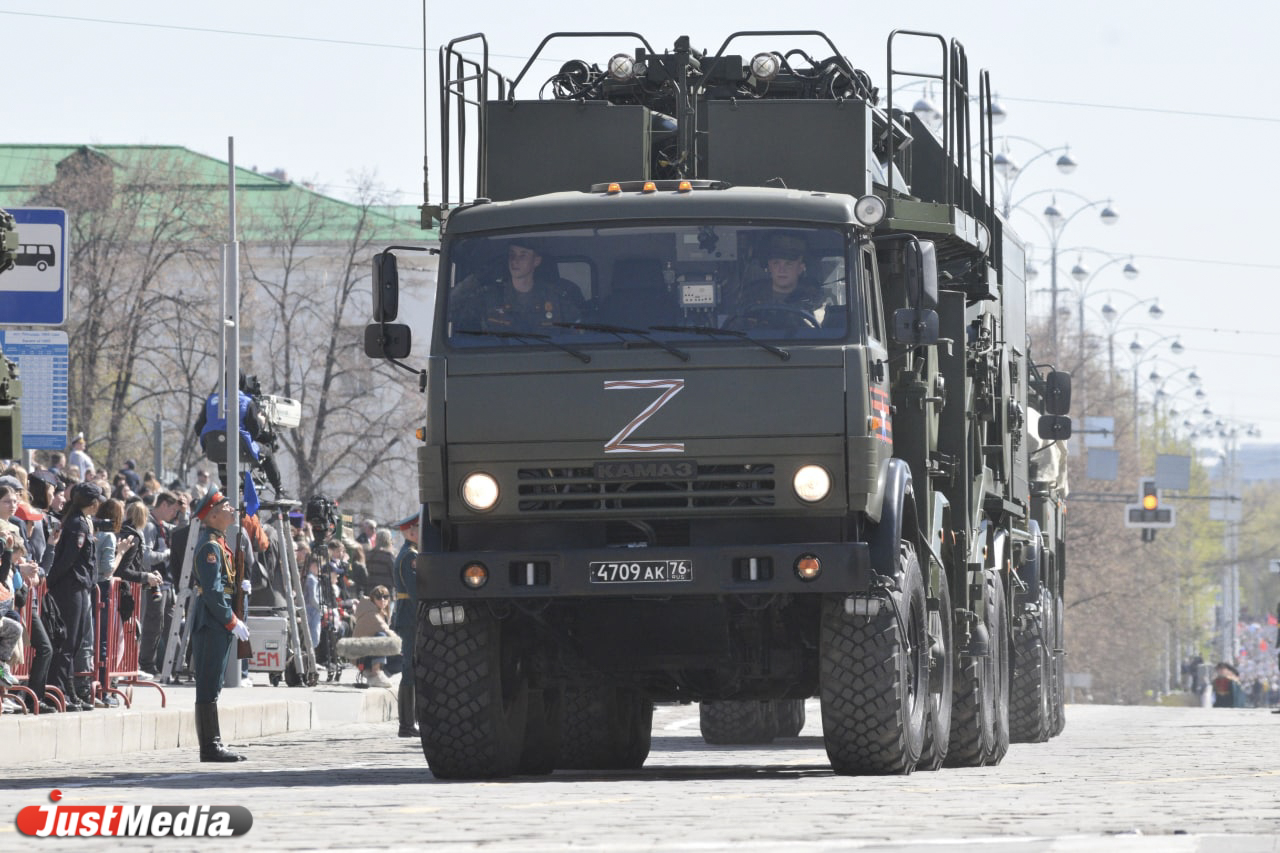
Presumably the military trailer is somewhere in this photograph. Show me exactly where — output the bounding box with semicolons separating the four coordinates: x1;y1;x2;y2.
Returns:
368;28;1071;778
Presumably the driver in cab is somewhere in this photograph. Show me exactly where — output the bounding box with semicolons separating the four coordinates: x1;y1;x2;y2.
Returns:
450;238;584;333
732;233;827;328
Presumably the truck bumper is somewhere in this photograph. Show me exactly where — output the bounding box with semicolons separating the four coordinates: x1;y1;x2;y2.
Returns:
418;541;871;600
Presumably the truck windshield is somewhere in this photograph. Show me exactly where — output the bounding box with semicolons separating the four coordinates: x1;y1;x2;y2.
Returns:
445;223;850;349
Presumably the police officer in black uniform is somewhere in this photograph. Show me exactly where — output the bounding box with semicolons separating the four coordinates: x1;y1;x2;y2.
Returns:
190;489;251;762
45;481;104;711
391;511;420;738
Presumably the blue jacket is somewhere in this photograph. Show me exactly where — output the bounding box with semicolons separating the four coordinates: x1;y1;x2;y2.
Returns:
199;391;261;461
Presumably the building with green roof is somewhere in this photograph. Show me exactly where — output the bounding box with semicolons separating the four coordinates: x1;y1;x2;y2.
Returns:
0;143;438;515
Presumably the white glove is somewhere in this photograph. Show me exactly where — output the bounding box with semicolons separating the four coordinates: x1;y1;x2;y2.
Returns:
231;620;250;642
240;579;252;593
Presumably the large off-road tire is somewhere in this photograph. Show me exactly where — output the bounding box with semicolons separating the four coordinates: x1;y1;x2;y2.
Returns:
1010;589;1053;743
415;602;529;779
1050;592;1067;737
986;578;1011;765
945;570;999;767
917;569;954;771
774;699;807;738
819;542;928;775
519;687;562;775
558;687;653;770
699;701;778;745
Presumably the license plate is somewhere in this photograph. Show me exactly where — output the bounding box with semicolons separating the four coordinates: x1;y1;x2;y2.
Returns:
589;560;693;584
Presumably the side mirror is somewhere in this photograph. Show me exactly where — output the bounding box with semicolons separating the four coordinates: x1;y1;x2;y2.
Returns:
905;240;939;309
1038;415;1072;441
364;323;412;359
373;252;400;322
892;307;940;346
1044;370;1072;416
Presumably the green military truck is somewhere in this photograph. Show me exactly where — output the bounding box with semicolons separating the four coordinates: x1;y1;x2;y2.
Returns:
368;28;1071;778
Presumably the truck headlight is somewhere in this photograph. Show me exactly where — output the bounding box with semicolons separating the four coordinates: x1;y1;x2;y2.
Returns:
461;472;500;511
793;465;832;503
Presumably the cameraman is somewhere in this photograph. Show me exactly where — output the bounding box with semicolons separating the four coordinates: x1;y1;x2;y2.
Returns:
193;374;285;498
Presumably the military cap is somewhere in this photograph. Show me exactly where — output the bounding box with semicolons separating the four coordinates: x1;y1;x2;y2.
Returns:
764;233;806;261
193;489;230;521
392;510;421;531
70;481;105;504
29;469;61;490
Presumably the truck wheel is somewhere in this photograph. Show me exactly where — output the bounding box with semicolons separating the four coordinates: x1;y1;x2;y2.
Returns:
774;699;807;738
1050;592;1066;737
612;690;654;769
985;578;1011;765
518;687;562;775
945;571;999;767
1009;589;1052;743
559;687;653;770
416;602;528;779
699;701;778;745
819;541;928;775
916;569;953;771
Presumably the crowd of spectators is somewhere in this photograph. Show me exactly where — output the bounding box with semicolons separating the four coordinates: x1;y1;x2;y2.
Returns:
0;443;219;713
2;435;411;714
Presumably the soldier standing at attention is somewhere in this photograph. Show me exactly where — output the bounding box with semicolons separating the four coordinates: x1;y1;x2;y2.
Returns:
391;511;421;738
191;490;252;762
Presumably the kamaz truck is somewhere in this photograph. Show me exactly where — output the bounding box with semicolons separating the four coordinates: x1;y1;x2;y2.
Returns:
368;28;1071;778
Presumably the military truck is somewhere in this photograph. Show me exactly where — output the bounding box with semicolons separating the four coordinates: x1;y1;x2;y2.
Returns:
368;28;1071;778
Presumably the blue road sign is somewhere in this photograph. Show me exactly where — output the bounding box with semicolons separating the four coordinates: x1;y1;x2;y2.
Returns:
0;207;68;326
0;329;68;450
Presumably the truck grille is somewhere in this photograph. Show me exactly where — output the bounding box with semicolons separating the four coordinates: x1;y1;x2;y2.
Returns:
517;464;775;513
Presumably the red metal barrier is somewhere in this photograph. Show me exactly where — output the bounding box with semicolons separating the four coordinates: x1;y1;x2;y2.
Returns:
2;587;40;714
97;578;166;708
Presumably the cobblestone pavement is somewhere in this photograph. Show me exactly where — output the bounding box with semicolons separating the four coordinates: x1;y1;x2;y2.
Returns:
3;703;1278;852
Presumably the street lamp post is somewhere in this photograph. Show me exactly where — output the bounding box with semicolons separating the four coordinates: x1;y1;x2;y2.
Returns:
1188;417;1263;663
1067;249;1140;358
1099;292;1165;403
992;136;1078;220
1126;333;1185;449
1151;369;1206;447
1038;192;1121;355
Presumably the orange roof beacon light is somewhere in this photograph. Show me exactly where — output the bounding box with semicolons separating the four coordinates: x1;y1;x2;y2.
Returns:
642;181;657;193
606;182;622;194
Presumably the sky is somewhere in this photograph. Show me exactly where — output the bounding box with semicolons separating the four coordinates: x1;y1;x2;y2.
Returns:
3;0;1279;448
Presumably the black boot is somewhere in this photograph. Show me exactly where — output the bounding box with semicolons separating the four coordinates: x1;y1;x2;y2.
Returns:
195;702;246;762
397;680;418;738
74;678;95;710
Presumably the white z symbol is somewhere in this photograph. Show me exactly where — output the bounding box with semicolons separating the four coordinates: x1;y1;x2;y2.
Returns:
603;379;686;453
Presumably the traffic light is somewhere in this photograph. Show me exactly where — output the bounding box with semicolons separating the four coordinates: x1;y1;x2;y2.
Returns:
1141;480;1159;513
1125;477;1176;537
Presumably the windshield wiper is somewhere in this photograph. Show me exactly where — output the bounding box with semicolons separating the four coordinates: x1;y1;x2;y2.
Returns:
454;328;591;363
649;325;790;361
554;322;690;362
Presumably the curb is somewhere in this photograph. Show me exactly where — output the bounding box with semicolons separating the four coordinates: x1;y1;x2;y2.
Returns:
5;686;398;765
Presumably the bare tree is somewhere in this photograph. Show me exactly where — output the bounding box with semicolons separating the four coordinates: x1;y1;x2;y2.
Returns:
31;147;222;471
239;174;420;508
